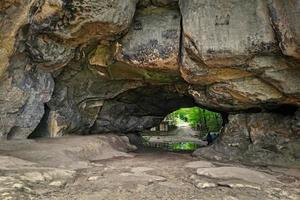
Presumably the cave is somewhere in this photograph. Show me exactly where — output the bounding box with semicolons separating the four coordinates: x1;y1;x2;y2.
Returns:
0;0;300;199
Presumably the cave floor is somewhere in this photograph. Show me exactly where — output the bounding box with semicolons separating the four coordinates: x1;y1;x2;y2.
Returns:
0;136;299;200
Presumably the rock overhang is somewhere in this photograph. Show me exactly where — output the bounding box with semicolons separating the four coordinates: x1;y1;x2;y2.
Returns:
0;0;299;143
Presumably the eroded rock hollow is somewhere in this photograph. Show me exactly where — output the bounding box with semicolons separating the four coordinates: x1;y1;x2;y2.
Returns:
1;0;300;165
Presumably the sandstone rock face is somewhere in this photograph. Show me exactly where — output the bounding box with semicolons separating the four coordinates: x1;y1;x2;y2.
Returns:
179;0;278;83
194;110;300;166
269;0;300;59
31;0;138;45
0;0;299;169
179;0;300;110
115;6;181;71
0;0;36;78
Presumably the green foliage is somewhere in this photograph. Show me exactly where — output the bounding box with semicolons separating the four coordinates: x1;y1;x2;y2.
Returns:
169;142;201;151
166;107;222;133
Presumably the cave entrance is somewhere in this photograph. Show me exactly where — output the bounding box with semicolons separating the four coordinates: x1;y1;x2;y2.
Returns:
139;107;223;152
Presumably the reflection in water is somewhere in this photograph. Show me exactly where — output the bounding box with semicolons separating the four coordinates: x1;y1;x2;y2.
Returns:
142;139;204;152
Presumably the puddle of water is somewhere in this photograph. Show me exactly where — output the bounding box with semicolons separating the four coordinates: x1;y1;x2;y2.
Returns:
169;142;202;151
142;140;203;152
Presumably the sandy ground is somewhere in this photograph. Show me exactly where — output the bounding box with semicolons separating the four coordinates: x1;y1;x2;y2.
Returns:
0;135;299;200
142;125;207;144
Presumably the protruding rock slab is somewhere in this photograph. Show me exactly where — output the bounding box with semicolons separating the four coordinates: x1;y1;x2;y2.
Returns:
0;135;136;169
248;56;300;98
196;167;276;184
116;7;181;71
179;0;277;83
189;55;300;111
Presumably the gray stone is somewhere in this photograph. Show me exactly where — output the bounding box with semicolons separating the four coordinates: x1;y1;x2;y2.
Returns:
26;34;75;70
0;53;54;140
196;167;276;184
38;63;143;137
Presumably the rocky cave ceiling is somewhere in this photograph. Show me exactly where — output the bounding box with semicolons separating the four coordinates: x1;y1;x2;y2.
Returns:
0;0;299;165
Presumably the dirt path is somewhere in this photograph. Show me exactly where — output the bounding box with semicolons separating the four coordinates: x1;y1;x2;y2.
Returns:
0;136;299;200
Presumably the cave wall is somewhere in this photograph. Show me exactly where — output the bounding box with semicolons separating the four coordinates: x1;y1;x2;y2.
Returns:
194;110;300;166
0;0;299;164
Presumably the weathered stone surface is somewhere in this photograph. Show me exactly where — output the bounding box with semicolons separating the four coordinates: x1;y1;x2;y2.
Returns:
34;63;143;137
0;135;136;169
91;85;194;133
115;7;181;71
194;111;300;166
0;53;54;140
268;0;300;59
26;34;75;70
31;0;138;45
0;0;36;78
179;0;278;84
248;56;300;99
189;55;300;111
196;167;276;184
184;161;215;169
108;62;182;83
179;0;300;111
207;77;283;106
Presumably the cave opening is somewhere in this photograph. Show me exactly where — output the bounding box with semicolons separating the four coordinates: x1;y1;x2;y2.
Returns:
27;84;227;155
135;106;223;152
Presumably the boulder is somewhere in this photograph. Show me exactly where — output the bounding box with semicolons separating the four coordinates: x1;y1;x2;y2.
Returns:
194;111;300;166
